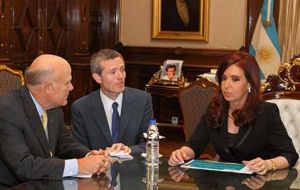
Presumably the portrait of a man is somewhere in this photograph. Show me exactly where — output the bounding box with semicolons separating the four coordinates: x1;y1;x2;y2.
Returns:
162;64;178;81
160;60;183;82
152;0;209;41
161;0;200;32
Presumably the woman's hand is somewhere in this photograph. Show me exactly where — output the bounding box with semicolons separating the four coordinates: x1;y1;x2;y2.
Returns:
168;146;195;166
244;156;289;175
243;157;271;175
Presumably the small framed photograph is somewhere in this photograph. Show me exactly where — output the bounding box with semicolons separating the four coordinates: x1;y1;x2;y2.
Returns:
160;60;183;81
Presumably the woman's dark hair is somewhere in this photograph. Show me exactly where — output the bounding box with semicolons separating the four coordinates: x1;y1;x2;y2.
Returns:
207;51;262;128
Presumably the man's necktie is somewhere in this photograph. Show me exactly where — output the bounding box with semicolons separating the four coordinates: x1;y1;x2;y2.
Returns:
41;111;48;137
111;102;120;144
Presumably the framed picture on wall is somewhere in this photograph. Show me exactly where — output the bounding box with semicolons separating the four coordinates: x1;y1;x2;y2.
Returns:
152;0;209;41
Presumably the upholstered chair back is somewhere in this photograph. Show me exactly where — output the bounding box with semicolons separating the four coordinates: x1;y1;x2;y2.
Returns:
0;65;25;96
262;55;300;168
264;92;300;168
178;77;217;159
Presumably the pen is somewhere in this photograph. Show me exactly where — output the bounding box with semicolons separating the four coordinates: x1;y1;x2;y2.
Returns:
177;160;185;166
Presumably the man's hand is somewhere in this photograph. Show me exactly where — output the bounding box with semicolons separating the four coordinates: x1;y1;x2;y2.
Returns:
107;143;131;154
89;149;109;157
77;155;111;175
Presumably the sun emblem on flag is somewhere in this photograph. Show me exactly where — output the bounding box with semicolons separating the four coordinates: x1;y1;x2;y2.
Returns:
256;46;275;65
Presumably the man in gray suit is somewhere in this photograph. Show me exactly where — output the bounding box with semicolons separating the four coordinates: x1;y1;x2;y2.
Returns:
71;49;153;155
0;54;110;187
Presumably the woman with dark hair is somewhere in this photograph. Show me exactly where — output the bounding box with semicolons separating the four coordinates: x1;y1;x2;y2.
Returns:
169;51;298;175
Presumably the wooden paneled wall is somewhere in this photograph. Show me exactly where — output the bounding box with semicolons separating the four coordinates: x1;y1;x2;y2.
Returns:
0;0;120;124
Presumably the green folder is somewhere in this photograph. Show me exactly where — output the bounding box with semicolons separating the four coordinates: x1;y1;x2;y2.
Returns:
181;159;253;174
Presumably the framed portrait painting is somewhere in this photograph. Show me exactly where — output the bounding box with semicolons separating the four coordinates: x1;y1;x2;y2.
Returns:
152;0;209;41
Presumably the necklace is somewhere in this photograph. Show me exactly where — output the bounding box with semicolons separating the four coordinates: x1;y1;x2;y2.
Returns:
228;111;234;118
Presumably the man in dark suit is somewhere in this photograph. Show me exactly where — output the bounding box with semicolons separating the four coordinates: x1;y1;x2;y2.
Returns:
71;49;153;155
0;54;110;187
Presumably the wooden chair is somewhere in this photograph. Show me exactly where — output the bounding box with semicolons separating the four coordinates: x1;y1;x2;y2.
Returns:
0;65;25;96
262;55;300;168
178;77;217;159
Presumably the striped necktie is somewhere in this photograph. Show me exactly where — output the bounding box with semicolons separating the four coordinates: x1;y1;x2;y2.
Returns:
41;111;48;135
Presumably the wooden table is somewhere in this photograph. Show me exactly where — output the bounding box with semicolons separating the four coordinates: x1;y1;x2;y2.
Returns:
7;156;300;190
145;83;183;128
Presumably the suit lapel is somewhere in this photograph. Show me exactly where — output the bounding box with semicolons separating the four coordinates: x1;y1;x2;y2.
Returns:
91;92;112;145
234;123;253;149
219;115;253;155
119;88;133;141
20;87;51;156
47;110;57;156
218;118;229;149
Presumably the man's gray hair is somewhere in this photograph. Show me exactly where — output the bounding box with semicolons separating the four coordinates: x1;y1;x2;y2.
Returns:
90;49;124;74
25;67;53;86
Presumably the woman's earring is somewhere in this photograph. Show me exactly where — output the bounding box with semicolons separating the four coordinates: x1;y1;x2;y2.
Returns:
248;87;251;94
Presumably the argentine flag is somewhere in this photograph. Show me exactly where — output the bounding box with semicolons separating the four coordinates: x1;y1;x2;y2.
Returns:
249;0;281;80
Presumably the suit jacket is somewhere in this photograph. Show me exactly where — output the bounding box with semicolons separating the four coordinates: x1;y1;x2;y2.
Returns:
71;87;153;155
187;102;299;167
0;87;90;187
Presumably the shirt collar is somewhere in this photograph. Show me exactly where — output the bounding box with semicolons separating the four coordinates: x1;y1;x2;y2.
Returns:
100;89;123;112
29;92;45;117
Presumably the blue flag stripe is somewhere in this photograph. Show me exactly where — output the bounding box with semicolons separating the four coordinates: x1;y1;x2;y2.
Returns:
260;0;281;53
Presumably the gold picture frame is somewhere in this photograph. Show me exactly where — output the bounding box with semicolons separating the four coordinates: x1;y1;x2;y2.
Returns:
152;0;209;41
